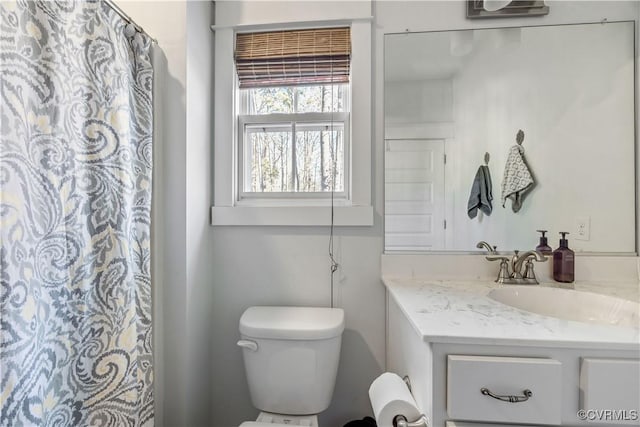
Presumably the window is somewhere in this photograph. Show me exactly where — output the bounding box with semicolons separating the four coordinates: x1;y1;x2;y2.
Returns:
212;19;372;226
234;27;351;203
238;84;349;200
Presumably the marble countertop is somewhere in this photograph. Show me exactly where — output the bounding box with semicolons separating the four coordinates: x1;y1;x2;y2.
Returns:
383;278;640;350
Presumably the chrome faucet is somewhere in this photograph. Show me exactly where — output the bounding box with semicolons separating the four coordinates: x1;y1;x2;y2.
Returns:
477;242;547;285
511;250;547;280
476;241;496;253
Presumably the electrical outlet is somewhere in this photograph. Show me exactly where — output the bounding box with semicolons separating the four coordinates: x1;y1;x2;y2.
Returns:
575;216;590;241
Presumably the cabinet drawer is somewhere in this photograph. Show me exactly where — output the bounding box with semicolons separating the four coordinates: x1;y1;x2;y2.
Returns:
447;355;562;425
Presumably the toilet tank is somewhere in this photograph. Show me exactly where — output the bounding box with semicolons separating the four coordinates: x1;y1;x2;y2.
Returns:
238;306;345;415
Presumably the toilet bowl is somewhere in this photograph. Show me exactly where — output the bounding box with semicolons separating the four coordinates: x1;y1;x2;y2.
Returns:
237;306;345;426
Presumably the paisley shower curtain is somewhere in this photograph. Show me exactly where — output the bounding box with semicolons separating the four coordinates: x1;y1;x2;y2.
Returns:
0;1;154;425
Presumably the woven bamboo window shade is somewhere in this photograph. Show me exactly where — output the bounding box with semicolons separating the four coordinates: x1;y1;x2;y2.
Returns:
235;27;351;88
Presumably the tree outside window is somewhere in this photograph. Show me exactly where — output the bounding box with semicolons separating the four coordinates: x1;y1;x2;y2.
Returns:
239;84;349;198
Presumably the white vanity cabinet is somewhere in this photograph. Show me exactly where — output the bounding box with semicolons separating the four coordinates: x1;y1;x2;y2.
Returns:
387;294;640;427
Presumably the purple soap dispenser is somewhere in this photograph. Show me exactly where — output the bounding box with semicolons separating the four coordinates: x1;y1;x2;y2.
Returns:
535;230;552;255
553;232;575;283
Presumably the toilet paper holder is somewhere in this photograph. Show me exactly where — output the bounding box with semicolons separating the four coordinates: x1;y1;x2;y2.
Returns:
393;414;429;427
392;376;429;427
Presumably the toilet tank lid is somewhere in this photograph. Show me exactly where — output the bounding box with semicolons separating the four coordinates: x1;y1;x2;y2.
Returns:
239;306;345;340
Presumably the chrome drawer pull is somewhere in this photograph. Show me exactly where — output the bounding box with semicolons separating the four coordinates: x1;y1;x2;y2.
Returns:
480;387;533;403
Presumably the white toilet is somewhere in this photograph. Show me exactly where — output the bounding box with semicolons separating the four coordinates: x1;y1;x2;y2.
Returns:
237;306;345;427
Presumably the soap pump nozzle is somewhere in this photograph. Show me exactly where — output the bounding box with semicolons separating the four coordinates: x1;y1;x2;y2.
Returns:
559;231;570;248
535;230;552;255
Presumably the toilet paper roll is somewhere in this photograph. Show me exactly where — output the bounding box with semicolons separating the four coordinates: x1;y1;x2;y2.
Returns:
368;372;421;427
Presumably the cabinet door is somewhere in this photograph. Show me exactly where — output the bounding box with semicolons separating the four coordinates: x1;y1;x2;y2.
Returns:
580;358;640;425
447;355;562;425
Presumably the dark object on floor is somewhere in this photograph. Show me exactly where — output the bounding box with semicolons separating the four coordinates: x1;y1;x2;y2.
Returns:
343;416;377;427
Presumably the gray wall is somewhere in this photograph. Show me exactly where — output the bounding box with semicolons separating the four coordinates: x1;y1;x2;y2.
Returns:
186;1;216;426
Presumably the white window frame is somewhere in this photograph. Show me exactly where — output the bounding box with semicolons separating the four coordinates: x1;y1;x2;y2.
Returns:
212;19;372;226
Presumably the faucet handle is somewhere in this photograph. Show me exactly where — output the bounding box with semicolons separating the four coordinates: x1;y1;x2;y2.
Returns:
523;259;538;281
496;259;510;283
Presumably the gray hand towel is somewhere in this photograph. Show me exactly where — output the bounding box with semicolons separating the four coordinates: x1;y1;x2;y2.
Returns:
501;145;534;213
467;165;493;219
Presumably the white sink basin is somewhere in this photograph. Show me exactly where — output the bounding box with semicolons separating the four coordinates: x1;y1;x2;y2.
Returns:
488;287;640;329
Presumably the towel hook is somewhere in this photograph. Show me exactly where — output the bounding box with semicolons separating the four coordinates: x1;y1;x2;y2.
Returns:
484;152;490;165
516;129;525;145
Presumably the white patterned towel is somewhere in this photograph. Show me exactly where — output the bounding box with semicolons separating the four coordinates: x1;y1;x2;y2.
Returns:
501;145;534;212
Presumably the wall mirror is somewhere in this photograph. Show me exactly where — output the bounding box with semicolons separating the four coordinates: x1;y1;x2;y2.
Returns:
384;21;635;254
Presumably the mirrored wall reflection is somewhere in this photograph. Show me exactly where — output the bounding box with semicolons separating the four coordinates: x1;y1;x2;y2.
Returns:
384;22;635;253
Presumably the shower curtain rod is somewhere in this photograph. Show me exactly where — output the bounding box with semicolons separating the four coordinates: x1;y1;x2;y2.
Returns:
103;0;158;44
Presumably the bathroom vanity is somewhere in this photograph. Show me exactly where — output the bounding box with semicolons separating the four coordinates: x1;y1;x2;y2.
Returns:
380;16;640;427
383;276;640;427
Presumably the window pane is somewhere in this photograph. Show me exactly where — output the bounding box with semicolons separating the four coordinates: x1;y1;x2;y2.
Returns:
296;84;347;113
294;124;344;192
247;87;294;114
246;127;293;192
244;123;344;194
245;84;347;114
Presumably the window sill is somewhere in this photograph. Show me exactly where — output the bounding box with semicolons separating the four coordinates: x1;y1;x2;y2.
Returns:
210;205;373;226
